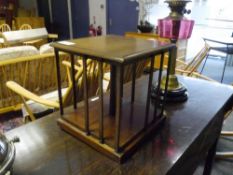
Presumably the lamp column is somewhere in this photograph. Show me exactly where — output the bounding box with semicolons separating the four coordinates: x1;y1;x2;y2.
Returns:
156;0;194;102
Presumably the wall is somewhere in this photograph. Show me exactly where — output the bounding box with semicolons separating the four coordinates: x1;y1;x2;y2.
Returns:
19;0;38;16
71;0;89;38
51;0;70;39
37;0;89;39
89;0;106;35
107;0;138;35
37;0;51;31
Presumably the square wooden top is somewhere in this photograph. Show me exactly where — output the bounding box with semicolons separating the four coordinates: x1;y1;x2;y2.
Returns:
51;35;174;64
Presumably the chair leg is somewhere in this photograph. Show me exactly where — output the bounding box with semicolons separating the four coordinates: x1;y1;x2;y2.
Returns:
21;96;36;121
217;131;233;158
216;152;233;158
221;131;233;136
221;55;228;83
200;53;209;74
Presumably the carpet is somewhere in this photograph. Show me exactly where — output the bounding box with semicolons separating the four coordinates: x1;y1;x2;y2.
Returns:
0;111;23;133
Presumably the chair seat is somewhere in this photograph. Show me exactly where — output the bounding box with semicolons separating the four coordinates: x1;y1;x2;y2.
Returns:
22;88;67;118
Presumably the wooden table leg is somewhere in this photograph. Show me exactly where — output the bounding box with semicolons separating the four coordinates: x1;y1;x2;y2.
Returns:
70;54;77;109
109;65;116;116
55;49;64;115
114;65;123;152
203;139;218;175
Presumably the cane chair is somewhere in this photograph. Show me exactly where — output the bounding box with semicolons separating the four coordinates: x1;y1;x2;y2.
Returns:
103;58;149;90
19;24;32;30
163;43;214;81
0;23;11;33
176;43;210;75
6;58;101;122
0;23;11;47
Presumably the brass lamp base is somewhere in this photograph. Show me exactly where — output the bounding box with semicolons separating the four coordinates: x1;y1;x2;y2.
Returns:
151;75;188;102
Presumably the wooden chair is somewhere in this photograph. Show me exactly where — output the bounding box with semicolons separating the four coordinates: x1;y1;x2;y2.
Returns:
0;52;69;114
6;54;148;122
19;24;32;30
201;37;233;83
6;58;100;122
173;43;216;81
0;23;11;47
0;23;11;32
103;59;149;90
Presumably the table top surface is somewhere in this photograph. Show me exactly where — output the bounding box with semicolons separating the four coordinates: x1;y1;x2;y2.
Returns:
50;35;174;64
6;76;233;175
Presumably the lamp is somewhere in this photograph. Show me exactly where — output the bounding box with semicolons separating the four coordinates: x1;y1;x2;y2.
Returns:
155;0;194;102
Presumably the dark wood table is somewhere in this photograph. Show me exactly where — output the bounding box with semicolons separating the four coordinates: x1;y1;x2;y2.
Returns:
6;76;233;175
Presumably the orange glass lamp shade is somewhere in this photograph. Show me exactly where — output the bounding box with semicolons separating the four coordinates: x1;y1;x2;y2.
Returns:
158;18;194;40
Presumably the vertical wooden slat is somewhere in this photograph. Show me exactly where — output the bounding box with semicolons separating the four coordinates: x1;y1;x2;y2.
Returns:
70;54;77;109
153;53;164;119
98;61;104;143
144;56;154;128
83;56;90;135
55;49;64;115
131;62;136;103
109;65;116;116
23;61;28;87
121;66;124;97
114;65;123;152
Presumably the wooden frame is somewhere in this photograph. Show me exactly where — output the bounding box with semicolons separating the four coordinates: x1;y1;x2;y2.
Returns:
52;35;174;163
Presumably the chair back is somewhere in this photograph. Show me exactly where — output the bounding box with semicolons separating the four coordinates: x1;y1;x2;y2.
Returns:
183;43;210;75
62;59;105;107
19;24;32;30
0;53;69;113
0;23;11;33
63;57;147;107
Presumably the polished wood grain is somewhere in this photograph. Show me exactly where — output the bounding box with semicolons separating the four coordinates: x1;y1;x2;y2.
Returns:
52;35;173;159
51;35;175;64
125;32;188;63
57;69;165;162
6;75;233;175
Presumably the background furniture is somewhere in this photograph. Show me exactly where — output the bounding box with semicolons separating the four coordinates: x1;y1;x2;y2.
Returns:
201;36;233;83
174;43;216;81
0;23;11;47
19;23;32;30
5;76;233;175
0;48;69;114
6;56;149;122
1;27;58;47
6;59;102;121
0;23;11;32
125;32;188;68
14;17;45;30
